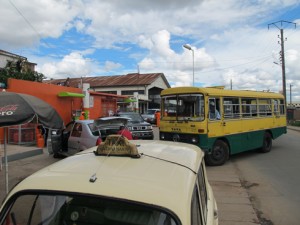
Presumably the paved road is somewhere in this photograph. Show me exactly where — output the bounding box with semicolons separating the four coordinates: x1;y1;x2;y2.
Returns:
231;128;300;225
5;126;298;224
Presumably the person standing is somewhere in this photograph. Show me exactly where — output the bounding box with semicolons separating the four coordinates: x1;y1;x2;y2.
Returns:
79;111;85;120
117;126;133;140
155;111;161;127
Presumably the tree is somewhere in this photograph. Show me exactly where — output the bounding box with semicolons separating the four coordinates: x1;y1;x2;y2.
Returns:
0;60;46;87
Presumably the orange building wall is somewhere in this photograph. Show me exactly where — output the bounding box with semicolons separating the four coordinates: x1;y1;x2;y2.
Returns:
1;79;121;143
89;96;117;118
7;79;83;125
6;79;120;123
89;96;102;119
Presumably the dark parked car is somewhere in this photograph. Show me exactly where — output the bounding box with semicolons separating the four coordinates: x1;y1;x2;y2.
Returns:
114;112;154;140
48;117;129;157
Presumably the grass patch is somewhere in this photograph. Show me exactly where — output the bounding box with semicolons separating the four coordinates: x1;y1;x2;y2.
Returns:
289;120;300;127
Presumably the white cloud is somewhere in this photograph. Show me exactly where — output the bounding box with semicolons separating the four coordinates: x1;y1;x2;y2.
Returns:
104;61;122;72
137;30;217;86
38;52;94;79
0;0;81;48
1;0;300;100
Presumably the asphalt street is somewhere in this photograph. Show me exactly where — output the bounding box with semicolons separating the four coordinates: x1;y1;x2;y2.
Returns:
4;126;298;224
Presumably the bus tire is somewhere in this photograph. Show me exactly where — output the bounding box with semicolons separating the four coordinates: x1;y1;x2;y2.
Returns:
205;140;229;166
260;132;272;153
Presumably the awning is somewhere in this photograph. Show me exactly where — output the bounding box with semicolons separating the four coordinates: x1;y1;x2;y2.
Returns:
58;92;85;98
124;98;137;103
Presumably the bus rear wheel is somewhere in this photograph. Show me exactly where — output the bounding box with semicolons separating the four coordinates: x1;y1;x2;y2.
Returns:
205;140;229;166
260;132;272;153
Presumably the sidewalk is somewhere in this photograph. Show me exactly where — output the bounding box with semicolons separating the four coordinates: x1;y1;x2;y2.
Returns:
207;163;259;224
287;125;300;132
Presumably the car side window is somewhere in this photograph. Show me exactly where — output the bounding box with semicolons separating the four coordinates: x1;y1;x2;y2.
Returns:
65;122;74;133
71;123;82;137
197;162;208;223
191;186;203;225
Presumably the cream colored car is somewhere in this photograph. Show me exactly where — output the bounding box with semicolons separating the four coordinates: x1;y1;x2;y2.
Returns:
0;135;218;225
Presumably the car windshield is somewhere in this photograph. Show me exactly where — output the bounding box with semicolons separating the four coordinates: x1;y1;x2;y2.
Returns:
162;94;205;122
120;113;144;123
88;123;102;136
2;193;178;225
146;109;157;115
88;123;119;137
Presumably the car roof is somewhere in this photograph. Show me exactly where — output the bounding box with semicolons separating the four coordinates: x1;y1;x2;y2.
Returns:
117;111;138;114
73;117;130;126
74;119;94;124
8;140;204;222
94;116;129;126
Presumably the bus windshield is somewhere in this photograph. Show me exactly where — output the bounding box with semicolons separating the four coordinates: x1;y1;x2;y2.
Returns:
162;94;204;121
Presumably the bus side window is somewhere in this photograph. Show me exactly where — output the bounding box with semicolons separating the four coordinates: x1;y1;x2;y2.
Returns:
242;98;257;117
223;97;240;119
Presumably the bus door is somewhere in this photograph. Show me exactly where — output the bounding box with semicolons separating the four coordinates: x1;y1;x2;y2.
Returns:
207;98;223;138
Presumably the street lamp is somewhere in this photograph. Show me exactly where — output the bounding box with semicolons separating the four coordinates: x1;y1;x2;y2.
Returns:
183;44;195;86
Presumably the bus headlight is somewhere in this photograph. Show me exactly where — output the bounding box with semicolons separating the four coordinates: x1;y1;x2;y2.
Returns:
191;137;198;143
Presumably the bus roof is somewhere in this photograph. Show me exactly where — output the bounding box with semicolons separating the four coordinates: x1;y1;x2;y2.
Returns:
5;140;204;223
161;86;284;99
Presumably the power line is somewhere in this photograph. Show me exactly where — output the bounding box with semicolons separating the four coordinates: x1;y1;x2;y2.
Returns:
8;0;42;39
8;0;52;49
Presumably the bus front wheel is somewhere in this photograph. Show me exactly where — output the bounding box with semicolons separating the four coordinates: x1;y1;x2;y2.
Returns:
205;140;229;166
260;132;272;153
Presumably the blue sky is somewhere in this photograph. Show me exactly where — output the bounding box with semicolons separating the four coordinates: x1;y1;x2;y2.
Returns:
0;0;300;102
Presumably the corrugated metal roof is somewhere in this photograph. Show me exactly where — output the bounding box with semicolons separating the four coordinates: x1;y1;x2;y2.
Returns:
44;73;170;88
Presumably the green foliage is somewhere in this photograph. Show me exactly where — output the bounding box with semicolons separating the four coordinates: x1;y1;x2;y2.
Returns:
0;60;46;87
290;120;300;127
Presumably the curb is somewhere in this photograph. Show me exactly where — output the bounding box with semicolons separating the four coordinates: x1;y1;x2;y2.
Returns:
1;148;43;163
287;126;300;132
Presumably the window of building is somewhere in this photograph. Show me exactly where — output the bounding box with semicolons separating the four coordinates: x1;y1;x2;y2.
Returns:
99;91;117;95
121;90;145;95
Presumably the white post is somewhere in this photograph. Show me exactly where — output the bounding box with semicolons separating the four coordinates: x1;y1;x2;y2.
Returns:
133;92;139;112
82;83;90;119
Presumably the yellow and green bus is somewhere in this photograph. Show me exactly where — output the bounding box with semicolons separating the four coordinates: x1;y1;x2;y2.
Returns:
159;86;287;166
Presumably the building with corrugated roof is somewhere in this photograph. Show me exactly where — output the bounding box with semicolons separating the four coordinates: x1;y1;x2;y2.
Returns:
45;73;170;113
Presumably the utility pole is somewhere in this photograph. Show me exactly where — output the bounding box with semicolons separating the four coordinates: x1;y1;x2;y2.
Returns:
268;20;296;106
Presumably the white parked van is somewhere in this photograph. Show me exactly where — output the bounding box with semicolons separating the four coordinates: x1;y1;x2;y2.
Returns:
0;135;218;225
